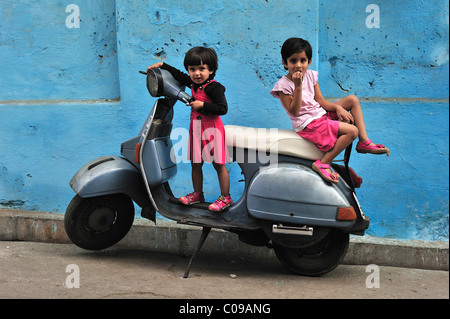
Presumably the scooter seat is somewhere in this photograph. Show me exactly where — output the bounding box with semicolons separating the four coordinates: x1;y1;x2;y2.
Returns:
224;125;324;161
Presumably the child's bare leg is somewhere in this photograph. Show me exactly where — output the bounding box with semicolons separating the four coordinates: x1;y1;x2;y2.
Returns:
213;162;230;196
321;122;358;165
336;95;370;144
191;162;203;194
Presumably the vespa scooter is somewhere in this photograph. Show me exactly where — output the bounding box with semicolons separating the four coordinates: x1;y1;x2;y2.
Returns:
64;69;369;277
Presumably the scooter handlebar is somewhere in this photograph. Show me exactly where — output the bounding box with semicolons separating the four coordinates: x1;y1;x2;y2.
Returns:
178;91;195;105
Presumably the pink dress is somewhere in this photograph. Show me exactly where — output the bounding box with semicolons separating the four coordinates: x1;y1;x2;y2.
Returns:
270;70;339;152
189;80;228;164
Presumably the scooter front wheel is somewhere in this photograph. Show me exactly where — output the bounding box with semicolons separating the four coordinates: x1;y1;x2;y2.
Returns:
273;229;349;277
64;194;134;250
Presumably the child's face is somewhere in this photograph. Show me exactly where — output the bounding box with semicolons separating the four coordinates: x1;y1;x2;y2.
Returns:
187;62;213;84
282;51;312;79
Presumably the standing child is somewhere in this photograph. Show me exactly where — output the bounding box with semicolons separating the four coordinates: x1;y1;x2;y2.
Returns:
270;37;389;184
147;46;233;211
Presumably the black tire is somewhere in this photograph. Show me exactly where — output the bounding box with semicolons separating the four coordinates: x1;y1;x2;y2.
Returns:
273;229;349;276
64;194;134;250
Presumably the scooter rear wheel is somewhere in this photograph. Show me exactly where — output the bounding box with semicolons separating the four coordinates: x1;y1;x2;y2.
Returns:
64;194;134;250
273;229;349;276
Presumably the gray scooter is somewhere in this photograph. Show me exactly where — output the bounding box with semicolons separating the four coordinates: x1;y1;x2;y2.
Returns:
64;69;370;277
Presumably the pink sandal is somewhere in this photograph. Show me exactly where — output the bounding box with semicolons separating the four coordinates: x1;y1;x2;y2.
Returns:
312;160;339;184
179;191;205;205
356;139;390;156
208;195;233;212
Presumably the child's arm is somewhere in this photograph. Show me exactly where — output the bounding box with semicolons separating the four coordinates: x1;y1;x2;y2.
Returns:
202;82;228;115
279;72;303;116
314;82;354;124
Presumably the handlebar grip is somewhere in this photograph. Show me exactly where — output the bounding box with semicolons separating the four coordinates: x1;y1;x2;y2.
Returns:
178;91;194;104
139;70;147;75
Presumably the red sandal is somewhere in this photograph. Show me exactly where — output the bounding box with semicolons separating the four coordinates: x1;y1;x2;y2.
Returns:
312;160;339;184
356;139;390;156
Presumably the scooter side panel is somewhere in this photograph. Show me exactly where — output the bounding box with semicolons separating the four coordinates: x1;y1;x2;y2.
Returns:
69;156;150;207
246;163;354;228
141;138;177;187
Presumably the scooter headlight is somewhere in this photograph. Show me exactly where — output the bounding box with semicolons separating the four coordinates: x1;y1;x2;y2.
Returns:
146;69;163;97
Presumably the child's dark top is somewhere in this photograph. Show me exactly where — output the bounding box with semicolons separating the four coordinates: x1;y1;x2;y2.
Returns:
161;63;228;116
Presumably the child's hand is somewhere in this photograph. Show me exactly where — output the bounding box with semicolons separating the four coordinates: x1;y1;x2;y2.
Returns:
147;62;163;72
292;71;303;88
336;104;354;124
190;100;204;111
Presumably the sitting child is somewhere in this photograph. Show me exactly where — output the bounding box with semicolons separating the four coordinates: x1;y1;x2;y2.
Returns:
270;37;389;184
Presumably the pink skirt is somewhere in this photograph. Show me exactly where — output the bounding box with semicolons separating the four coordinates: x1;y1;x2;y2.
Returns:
297;112;339;152
189;111;229;164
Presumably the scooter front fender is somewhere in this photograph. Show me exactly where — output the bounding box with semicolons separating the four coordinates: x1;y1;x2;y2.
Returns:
70;156;151;208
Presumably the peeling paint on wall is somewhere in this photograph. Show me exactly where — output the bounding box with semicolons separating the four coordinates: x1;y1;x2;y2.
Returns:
318;1;449;98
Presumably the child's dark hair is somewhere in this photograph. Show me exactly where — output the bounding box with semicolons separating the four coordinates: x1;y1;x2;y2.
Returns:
281;38;312;69
184;47;218;77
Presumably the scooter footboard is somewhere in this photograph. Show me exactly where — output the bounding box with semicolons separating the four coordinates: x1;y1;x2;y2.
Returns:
70;156;151;208
246;163;357;230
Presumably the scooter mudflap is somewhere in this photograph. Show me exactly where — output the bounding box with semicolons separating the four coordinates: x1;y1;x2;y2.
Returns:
183;227;211;279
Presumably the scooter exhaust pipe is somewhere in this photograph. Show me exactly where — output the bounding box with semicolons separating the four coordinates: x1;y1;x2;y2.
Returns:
272;224;313;236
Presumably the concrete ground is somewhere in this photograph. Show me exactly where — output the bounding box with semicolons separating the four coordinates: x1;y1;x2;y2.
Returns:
0;241;448;299
0;209;448;300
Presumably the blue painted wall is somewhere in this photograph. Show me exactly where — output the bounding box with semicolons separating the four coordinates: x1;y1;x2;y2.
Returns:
0;1;119;100
0;0;448;241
